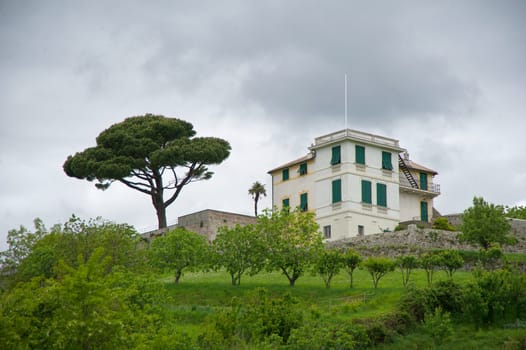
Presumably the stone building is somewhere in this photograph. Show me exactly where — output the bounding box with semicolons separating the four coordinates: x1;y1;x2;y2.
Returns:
143;209;257;242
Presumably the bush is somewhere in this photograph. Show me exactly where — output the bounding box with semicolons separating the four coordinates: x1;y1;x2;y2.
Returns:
287;320;370;350
201;288;303;346
399;280;464;323
422;307;454;343
432;217;456;231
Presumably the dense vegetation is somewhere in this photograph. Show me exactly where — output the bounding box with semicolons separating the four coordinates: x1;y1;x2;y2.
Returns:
1;199;525;349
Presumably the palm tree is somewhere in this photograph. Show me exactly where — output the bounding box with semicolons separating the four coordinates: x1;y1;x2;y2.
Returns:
248;181;267;216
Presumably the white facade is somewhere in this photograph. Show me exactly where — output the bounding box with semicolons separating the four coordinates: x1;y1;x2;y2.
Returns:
268;129;440;241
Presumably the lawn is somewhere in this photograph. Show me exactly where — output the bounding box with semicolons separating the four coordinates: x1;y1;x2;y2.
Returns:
160;266;526;348
162;268;474;338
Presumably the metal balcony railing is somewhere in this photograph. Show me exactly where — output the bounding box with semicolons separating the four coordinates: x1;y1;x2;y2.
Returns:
399;177;441;194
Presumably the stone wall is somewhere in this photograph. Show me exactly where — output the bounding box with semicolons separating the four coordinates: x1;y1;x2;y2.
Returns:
177;209;257;241
328;223;526;257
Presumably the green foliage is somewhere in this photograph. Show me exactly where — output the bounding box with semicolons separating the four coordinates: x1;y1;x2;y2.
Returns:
479;243;504;270
420;251;443;286
149;227;208;284
459;196;514;249
341;248;363;288
5;216;145;283
505;205;526;219
287;319;370;349
438;249;464;278
0;218;49;275
0;248;175;350
313;248;343;288
212;224;265;285
394;224;406;231
257;207;323;287
396;255;419;287
422;307;454;344
200;288;303;346
63;114;231;228
463;268;526;328
399;279;464;324
432;217;456;231
361;257;396;289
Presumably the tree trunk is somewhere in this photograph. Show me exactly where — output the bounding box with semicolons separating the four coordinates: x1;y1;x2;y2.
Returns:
289;278;296;287
254;194;259;216
156;206;167;229
175;270;182;284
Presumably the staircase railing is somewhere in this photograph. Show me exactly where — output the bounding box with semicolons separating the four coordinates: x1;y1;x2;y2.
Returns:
398;155;419;189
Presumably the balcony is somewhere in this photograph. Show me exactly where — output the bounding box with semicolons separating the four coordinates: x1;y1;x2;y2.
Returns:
399;176;441;194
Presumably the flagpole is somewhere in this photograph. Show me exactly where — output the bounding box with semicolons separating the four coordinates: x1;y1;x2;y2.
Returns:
345;73;348;130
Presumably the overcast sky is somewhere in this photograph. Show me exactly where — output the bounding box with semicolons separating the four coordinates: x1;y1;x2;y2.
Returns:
1;1;525;251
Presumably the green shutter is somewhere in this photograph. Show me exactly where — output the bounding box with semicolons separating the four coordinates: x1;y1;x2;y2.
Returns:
355;145;365;165
377;183;387;207
382;151;393;170
282;168;289;181
332;179;342;203
361;180;372;204
299;162;307;175
420;201;429;222
282;198;290;208
331;145;341;165
419;172;428;190
300;193;308;211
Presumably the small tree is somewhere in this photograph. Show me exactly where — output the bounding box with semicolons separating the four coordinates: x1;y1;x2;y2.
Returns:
438;250;464;278
314;248;343;288
341;249;362;288
396;255;419;287
248;181;267;216
0;218;49;274
212;224;265;286
459;196;513;250
361;257;395;289
257;207;323;287
420;252;443;286
149;228;208;283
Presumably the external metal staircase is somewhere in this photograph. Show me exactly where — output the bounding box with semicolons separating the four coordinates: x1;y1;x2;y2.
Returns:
398;155;419;189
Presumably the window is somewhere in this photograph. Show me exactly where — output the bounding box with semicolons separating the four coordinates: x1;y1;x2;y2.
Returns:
361;180;372;204
330;145;341;165
358;225;365;236
420;201;429;222
355;145;365;165
282;198;290;208
332;179;342;203
299;162;307;175
300;193;308;211
382;151;393;170
419;172;428;191
282;168;289;181
323;225;331;239
376;183;387;207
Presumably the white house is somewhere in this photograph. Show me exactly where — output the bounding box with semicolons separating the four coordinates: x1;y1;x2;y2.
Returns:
268;129;440;241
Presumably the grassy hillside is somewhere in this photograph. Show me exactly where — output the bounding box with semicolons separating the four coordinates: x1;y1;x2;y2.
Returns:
161;267;525;349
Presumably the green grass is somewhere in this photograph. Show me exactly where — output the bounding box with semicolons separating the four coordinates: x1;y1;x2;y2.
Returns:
161;268;525;347
162;268;473;330
377;325;526;350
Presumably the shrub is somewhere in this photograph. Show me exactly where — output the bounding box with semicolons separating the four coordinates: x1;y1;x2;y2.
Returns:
201;288;303;346
422;307;454;343
432;217;456;231
287;320;370;350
